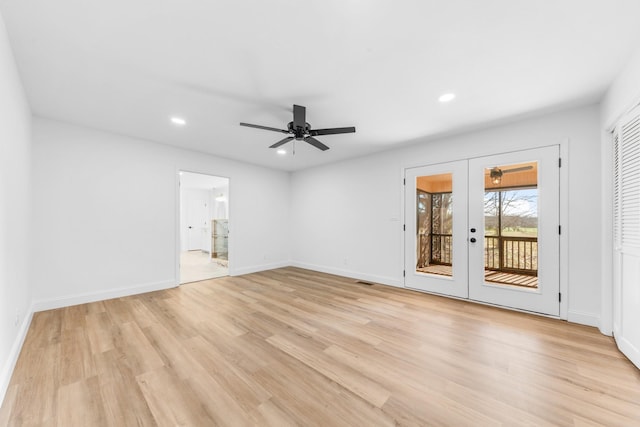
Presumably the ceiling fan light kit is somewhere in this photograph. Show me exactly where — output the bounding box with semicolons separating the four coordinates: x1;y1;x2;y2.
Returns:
488;165;534;186
240;104;355;153
490;167;503;185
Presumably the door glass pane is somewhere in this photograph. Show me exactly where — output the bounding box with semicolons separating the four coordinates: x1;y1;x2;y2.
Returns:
484;162;539;288
416;173;453;277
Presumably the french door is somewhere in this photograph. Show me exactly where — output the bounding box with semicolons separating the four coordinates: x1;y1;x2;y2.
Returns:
405;146;560;316
404;160;469;298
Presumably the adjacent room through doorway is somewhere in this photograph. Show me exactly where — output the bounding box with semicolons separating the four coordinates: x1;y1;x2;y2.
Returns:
179;171;229;284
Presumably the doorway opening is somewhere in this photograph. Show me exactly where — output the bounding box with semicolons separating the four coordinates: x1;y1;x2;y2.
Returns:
179;171;229;284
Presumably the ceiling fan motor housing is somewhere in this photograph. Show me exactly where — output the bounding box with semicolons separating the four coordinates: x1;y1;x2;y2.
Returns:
287;121;311;140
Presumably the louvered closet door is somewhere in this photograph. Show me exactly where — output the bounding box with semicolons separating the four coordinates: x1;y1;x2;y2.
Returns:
613;104;640;369
613;129;621;335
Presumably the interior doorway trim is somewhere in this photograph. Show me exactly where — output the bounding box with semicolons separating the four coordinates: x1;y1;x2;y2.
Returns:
401;141;569;320
174;168;231;286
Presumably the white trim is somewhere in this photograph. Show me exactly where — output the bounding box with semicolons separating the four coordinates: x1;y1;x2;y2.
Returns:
290;261;404;288
232;261;292;277
617;335;640;370
0;303;35;406
567;309;600;328
604;96;640;133
559;139;569;321
175;168;232;287
400;167;407;288
31;280;176;312
175;168;181;286
600;128;614;336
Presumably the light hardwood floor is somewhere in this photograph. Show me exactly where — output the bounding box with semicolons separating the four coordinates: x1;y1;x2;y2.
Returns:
1;267;639;426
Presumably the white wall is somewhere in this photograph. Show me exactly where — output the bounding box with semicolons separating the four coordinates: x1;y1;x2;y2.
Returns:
291;104;602;326
0;12;32;404
600;44;640;367
31;118;291;308
602;46;640;127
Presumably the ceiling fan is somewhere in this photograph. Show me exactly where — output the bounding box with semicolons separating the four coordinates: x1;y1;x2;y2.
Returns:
487;165;533;185
239;104;355;151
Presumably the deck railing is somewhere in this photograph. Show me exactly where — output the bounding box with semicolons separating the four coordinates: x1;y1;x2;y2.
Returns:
430;233;452;265
485;236;537;275
421;234;538;276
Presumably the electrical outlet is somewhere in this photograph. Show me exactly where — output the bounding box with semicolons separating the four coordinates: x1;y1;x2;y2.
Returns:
343;258;348;266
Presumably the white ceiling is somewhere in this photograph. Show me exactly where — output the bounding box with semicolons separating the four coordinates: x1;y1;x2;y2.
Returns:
2;0;640;171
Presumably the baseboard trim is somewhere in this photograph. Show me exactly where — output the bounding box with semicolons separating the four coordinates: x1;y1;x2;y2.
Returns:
290;261;404;289
230;261;291;277
233;262;602;329
32;280;177;312
0;303;35;407
617;336;640;370
567;309;600;327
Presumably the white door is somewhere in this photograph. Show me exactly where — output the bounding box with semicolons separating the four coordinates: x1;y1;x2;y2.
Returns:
612;106;640;368
187;199;207;250
404;160;469;298
468;146;560;316
405;146;560;316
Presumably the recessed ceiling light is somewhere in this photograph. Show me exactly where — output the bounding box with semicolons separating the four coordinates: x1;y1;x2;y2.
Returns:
277;149;287;155
438;93;456;103
170;117;186;126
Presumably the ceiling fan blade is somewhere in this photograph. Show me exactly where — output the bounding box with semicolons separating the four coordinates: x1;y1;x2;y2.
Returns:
309;126;356;136
293;105;306;129
269;136;294;149
304;136;330;151
240;122;289;134
502;165;534;174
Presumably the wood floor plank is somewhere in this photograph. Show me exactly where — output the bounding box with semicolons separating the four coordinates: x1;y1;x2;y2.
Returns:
59;327;96;386
56;377;106;427
256;399;300;427
85;312;116;355
184;335;273;408
136;366;217;427
266;333;392;407
1;266;639;426
251;351;396;427
93;349;157;427
4;340;61;426
115;321;165;376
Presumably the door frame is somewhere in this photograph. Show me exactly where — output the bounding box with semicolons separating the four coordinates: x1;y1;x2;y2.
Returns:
401;141;569;320
175;168;231;286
